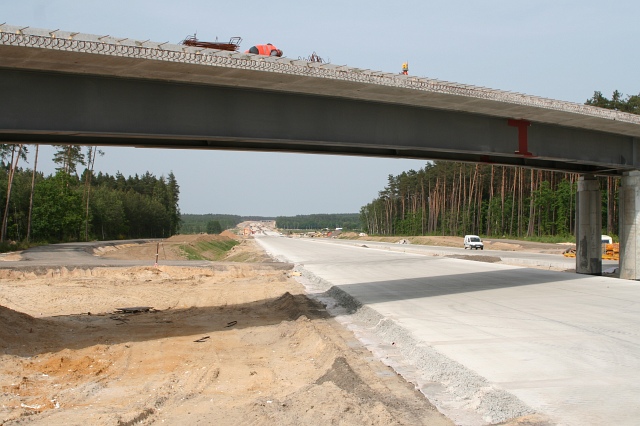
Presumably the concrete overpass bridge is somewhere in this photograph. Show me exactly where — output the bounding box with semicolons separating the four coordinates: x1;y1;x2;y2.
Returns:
1;24;640;279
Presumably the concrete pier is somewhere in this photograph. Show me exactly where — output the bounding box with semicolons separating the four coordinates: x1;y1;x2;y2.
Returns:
576;174;602;275
619;171;640;280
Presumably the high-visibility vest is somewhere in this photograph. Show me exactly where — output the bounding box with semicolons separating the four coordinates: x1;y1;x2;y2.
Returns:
256;44;278;55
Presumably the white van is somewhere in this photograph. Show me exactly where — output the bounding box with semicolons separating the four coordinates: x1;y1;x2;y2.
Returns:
464;235;484;250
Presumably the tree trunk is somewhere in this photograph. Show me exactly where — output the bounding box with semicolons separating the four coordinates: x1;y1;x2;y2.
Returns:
527;169;536;237
84;147;98;241
442;178;447;236
509;168;517;236
607;176;613;235
421;179;426;235
486;166;494;235
1;145;23;242
26;145;39;242
501;166;506;235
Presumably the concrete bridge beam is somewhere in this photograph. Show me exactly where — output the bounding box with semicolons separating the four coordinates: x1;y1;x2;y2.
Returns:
576;174;602;275
619;171;640;280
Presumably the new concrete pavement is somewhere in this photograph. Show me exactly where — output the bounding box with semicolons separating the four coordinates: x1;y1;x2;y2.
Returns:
256;235;640;426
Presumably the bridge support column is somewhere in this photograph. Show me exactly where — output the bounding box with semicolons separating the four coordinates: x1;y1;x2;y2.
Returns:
619;171;640;280
576;174;602;275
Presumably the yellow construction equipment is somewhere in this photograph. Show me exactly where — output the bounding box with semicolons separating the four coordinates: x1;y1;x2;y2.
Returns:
562;242;619;260
603;243;619;260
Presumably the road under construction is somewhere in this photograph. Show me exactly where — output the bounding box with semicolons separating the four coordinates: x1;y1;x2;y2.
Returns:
1;24;640;279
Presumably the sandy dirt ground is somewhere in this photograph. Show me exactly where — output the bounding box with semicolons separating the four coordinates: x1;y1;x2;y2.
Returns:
0;233;550;425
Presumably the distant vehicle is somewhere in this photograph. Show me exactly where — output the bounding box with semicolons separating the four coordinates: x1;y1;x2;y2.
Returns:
464;235;484;250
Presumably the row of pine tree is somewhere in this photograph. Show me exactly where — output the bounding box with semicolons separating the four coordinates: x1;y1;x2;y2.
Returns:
359;163;617;238
0;144;180;245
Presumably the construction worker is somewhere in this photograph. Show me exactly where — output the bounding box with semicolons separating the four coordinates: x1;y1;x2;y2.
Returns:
401;62;408;75
245;43;283;57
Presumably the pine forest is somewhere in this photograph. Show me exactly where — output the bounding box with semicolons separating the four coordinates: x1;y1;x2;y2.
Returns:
359;162;617;239
0;145;180;246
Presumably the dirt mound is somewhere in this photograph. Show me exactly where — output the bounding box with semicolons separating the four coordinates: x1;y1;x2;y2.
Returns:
339;232;361;239
220;229;240;240
0;265;453;425
0;304;38;331
339;234;464;248
222;239;272;262
0;251;23;261
485;241;523;251
267;291;329;321
96;234;267;262
446;254;502;263
0;305;42;349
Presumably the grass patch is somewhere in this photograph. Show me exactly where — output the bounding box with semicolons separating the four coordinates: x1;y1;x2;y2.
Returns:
0;240;44;253
179;239;239;261
517;235;578;244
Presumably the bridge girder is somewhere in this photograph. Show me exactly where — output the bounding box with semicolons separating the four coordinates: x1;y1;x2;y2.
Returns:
0;68;638;176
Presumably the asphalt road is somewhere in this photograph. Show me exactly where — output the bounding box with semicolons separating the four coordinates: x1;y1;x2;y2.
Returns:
0;240;214;269
256;235;640;426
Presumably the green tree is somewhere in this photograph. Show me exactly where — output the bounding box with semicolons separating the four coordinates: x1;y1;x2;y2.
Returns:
206;220;223;234
32;172;83;242
166;172;181;235
121;190;170;238
90;186;127;240
52;145;85;176
586;90;640;114
625;94;640;114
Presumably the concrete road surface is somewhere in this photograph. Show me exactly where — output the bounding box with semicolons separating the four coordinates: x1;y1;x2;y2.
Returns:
256;235;640;426
311;237;618;272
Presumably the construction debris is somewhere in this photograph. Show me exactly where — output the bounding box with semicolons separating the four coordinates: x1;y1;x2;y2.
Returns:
300;51;324;63
180;34;242;52
115;306;153;314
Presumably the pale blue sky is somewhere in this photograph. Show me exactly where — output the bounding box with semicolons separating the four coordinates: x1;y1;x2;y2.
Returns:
2;1;639;216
